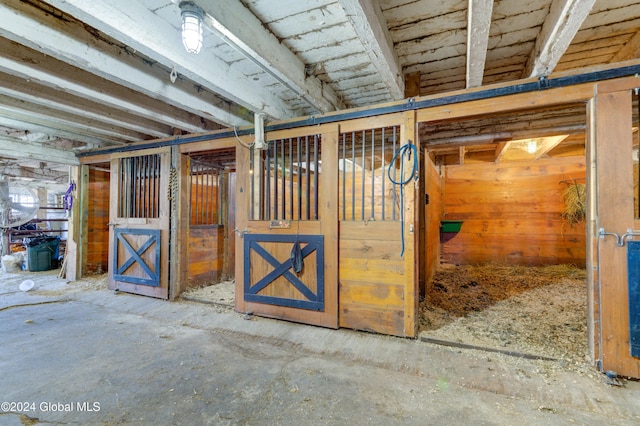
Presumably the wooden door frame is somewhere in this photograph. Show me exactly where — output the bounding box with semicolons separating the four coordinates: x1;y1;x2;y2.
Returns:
234;124;339;328
107;147;171;299
587;77;640;377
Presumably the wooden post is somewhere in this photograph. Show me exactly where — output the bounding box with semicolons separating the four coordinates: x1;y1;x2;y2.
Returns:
586;98;600;366
65;165;88;281
403;110;418;337
235;139;251;313
404;71;421;98
591;86;640;377
169;147;189;300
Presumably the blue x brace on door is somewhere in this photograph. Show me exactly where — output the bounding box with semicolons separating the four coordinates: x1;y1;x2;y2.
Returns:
244;234;324;311
113;228;161;287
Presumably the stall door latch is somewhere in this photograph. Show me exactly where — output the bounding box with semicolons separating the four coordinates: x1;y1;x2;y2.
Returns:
599;228;640;247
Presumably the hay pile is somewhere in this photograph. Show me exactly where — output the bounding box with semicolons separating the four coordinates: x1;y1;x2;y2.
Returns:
562;182;586;226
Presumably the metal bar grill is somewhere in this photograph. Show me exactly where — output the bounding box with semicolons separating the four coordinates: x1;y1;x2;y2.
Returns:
189;158;224;226
250;135;321;221
117;154;161;219
338;126;400;222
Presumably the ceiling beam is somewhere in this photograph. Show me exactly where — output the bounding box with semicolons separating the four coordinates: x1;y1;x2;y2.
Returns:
0;71;171;139
523;0;597;78
0;95;149;143
466;0;494;88
339;0;404;100
42;0;293;120
0;116;115;149
202;0;343;113
0;38;219;135
425;124;585;146
0;164;67;184
0;0;249;129
0;136;79;165
611;30;640;62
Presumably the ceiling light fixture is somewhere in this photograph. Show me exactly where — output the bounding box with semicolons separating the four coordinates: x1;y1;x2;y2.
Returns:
179;1;204;54
527;140;537;154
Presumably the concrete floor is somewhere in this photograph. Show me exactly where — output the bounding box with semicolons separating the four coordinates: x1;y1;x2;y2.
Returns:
1;271;640;425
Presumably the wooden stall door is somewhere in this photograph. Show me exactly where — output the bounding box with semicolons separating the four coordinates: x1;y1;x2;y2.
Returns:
337;113;418;338
236;125;338;329
108;148;170;299
590;83;640;378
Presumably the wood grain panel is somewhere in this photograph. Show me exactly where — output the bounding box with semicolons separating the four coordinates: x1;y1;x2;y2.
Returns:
442;156;587;266
86;168;109;274
339;221;409;336
425;154;443;289
592;88;640;378
187;226;224;286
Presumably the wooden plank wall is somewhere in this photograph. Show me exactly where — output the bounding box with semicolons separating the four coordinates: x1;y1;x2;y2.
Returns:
187;226;224;286
339;221;406;335
186;173;236;287
442;156;587;267
425;155;443;287
339;167;399;221
86;168;109;274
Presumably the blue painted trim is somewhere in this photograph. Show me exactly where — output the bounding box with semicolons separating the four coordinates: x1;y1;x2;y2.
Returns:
628;241;640;358
78;64;640;158
244;234;324;311
113;228;161;287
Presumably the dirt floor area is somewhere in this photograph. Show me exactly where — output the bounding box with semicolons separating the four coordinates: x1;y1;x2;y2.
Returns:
181;279;235;306
419;264;587;364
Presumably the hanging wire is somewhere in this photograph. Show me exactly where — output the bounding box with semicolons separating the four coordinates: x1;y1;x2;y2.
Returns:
387;140;418;257
233;126;255;149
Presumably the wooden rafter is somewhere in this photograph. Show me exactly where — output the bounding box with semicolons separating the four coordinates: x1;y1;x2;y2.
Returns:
202;0;343;113
0;135;79;165
523;0;597;78
39;0;278;122
339;0;404;100
0;71;171;139
466;0;494;88
0;2;238;132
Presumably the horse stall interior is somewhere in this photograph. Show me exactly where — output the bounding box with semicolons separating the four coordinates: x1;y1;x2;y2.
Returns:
185;148;236;288
418;103;590;363
86;164;111;275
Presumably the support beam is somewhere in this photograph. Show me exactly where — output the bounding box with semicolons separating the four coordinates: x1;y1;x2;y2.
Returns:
0;95;148;142
404;72;421;98
466;0;494;88
0;38;220;134
523;0;597;78
339;0;404;100
0;116;114;149
202;0;343;113
0;135;79;165
0;0;250;128
0;71;171;139
42;0;292;120
0;164;68;184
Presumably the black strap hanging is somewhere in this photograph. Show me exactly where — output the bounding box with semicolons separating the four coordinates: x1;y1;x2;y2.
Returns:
290;241;304;274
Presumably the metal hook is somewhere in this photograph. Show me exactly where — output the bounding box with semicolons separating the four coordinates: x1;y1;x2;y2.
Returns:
170;65;178;83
